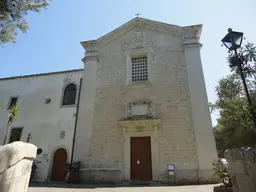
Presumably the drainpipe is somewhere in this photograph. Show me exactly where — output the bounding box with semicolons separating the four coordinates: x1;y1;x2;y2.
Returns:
27;133;32;143
68;78;82;182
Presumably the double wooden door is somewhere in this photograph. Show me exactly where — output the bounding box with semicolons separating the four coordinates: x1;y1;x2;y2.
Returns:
130;136;152;181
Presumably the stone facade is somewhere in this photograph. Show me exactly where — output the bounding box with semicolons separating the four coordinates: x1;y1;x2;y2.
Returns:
75;17;218;184
224;148;256;192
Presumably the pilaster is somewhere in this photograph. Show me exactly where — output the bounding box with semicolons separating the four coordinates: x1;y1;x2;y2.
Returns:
74;46;99;163
183;37;218;182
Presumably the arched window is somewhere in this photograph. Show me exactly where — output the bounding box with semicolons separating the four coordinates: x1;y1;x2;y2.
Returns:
62;84;77;105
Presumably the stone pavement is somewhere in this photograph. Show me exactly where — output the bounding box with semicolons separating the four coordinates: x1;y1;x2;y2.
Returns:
28;184;218;192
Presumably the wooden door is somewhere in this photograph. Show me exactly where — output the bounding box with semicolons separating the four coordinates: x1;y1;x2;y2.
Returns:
51;148;67;181
130;137;152;181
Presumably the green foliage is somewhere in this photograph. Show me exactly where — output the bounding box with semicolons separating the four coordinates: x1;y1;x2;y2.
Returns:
8;105;19;125
212;42;256;157
0;0;49;45
228;43;256;81
30;160;41;182
3;105;20;145
66;161;81;173
212;159;232;187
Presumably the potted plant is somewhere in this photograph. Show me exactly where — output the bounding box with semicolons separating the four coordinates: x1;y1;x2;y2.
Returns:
30;160;41;182
213;159;232;192
66;161;81;183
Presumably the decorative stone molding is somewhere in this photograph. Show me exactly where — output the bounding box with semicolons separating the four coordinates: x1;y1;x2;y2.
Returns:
118;119;161;131
81;162;121;171
183;42;203;49
83;49;99;62
81;41;99;63
132;35;144;44
183;34;196;40
123;30;144;47
182;34;201;46
124;100;155;119
135;125;144;132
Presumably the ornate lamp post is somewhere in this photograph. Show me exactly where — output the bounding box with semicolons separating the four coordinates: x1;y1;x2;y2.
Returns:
222;28;256;129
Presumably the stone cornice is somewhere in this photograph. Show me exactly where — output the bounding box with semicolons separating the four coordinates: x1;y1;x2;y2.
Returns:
81;55;99;63
183;42;203;49
97;17;184;46
80;40;98;51
80;17;202;50
81;41;99;63
182;24;202;41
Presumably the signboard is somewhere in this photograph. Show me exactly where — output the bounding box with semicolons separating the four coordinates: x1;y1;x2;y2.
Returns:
168;171;175;176
167;164;175;171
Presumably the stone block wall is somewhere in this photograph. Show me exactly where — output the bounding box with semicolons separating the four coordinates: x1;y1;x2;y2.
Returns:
224;147;256;192
77;18;218;184
87;25;199;184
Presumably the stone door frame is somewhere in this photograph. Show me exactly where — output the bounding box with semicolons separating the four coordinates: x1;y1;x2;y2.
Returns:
118;119;161;181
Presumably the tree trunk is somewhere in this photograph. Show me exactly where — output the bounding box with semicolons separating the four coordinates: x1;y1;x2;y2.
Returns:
3;124;10;145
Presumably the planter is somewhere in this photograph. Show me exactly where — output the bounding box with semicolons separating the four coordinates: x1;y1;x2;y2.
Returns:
65;172;80;183
65;160;81;183
214;186;233;192
70;175;80;183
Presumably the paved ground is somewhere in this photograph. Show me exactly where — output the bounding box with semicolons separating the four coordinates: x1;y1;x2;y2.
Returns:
28;184;218;192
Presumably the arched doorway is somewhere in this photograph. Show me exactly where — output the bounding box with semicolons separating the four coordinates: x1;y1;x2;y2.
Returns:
51;148;68;181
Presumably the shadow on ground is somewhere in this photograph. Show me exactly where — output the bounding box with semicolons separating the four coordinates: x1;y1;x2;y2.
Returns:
29;182;162;189
29;182;217;189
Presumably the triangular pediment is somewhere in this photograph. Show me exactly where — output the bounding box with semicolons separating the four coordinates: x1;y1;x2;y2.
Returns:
81;17;202;50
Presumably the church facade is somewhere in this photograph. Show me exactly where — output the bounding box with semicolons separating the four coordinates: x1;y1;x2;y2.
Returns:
0;18;217;184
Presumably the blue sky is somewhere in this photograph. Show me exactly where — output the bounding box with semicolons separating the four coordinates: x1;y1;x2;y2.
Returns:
1;0;256;125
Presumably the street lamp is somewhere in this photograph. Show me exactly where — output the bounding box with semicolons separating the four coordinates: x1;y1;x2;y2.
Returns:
222;28;256;129
222;28;243;50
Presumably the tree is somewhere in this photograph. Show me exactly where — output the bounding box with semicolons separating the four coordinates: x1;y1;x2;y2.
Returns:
211;42;256;157
0;0;49;45
3;105;19;145
210;74;256;156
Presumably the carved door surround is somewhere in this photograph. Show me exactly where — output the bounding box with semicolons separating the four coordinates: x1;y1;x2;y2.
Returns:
124;100;155;120
118;118;161;180
119;118;161;132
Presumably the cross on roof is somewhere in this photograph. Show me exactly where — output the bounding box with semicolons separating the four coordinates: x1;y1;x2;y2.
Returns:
135;13;140;17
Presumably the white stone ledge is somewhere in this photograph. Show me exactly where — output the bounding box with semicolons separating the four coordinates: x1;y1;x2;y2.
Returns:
0;141;37;173
80;168;121;171
0;141;37;192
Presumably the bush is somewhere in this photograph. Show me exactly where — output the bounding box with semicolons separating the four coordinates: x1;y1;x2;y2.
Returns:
66;161;81;173
65;161;82;183
30;160;41;182
213;159;232;187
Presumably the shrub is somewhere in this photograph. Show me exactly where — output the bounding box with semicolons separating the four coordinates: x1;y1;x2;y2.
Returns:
66;161;81;173
213;159;232;187
30;160;41;182
65;161;82;183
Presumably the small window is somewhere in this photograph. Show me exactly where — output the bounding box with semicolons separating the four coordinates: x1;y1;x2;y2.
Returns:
62;84;77;106
9;128;22;143
131;56;148;82
8;97;18;109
